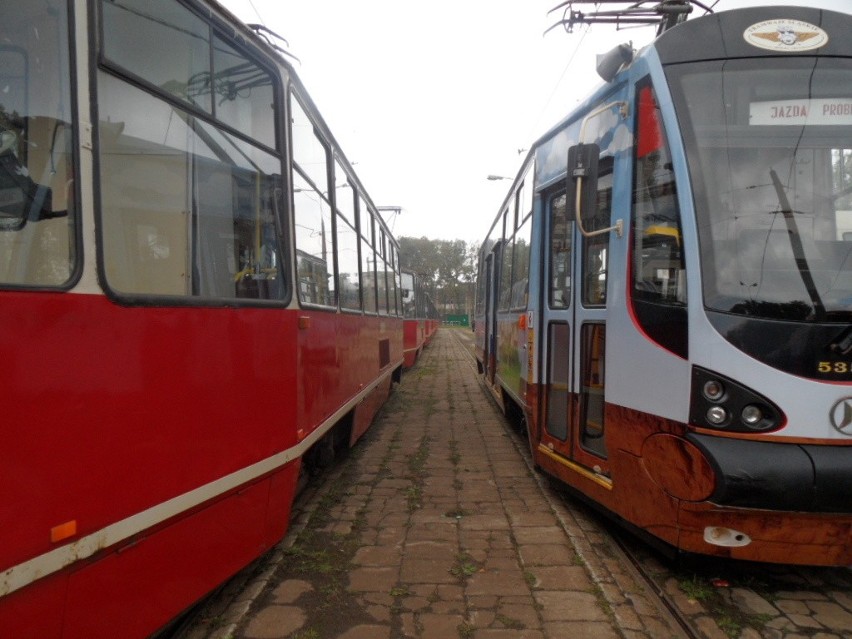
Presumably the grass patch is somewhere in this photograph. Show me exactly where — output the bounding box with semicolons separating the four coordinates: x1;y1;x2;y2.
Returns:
389;585;411;597
496;614;525;630
450;552;480;580
676;572;775;638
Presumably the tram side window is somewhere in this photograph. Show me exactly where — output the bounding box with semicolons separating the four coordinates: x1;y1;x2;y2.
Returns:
474;256;485;316
549;193;571;308
498;208;514;311
632;82;686;305
510;170;534;310
361;201;378;314
511;213;532;309
0;4;77;288
402;271;416;317
101;0;275;147
389;245;400;316
582;159;613;307
334;163;361;311
291;96;329;199
292;95;335;307
377;230;389;315
212;35;275;145
101;0;212;112
98;72;284;300
293;170;334;306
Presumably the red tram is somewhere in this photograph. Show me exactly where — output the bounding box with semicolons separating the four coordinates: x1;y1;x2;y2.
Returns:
401;270;440;368
475;2;852;566
0;1;403;636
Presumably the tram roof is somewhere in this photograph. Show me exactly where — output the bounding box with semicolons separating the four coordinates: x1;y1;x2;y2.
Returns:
655;4;851;64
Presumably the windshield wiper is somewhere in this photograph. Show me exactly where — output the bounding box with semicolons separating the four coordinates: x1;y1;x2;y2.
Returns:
769;168;826;322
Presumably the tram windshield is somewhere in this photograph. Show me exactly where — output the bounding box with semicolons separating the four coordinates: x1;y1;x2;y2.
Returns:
0;2;76;287
668;57;852;322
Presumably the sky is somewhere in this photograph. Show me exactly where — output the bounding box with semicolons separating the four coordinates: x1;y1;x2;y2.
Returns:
219;0;849;245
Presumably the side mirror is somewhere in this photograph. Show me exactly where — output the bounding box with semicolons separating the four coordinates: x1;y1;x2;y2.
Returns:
566;142;623;239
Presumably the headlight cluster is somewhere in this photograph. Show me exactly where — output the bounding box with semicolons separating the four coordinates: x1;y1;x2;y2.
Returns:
690;367;783;433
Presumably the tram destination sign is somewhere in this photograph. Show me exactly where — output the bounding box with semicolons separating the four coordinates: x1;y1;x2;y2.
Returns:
749;98;852;126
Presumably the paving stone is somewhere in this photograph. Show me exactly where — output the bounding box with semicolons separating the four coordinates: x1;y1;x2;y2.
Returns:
518;543;578;567
474;630;545;639
808;601;852;628
348;567;399;592
730;587;779;616
528;565;592;591
184;331;695;639
533;591;609;622
336;624;391;639
242;605;305;639
541;621;621;638
270;579;312;604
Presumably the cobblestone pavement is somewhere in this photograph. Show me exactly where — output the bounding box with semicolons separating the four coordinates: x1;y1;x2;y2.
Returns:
184;328;684;639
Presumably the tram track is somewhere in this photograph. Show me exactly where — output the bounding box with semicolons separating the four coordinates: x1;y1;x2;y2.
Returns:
447;327;697;638
450;327;852;639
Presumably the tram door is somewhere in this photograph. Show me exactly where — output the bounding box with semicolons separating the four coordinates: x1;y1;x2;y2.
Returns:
540;157;613;477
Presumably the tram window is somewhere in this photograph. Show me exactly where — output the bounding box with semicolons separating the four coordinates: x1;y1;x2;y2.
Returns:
833;149;852;240
632;83;686;305
582;159;613;307
334;161;355;222
389;247;400;316
545;322;570;441
377;257;389;315
580;323;607;458
668;58;852;321
360;208;378;313
101;0;212;113
290;96;328;194
0;4;77;288
511;212;532;309
334;161;361;310
336;213;360;310
98;72;284;300
510;169;534;310
212;35;275;146
498;208;514;310
549;193;571;308
293;169;334;306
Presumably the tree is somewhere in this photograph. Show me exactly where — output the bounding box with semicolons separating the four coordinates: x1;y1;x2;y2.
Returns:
398;236;479;317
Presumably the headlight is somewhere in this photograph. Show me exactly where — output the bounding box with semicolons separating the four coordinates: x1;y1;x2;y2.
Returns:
690;367;784;433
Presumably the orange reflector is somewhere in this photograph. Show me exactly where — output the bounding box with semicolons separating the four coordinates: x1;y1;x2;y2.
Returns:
50;520;77;543
298;316;311;330
518;314;527;329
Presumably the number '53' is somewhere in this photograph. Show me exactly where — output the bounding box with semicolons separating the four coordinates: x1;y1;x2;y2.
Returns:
818;361;849;373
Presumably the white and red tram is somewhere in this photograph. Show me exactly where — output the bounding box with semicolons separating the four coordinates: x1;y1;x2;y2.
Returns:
475;2;852;566
0;1;403;636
